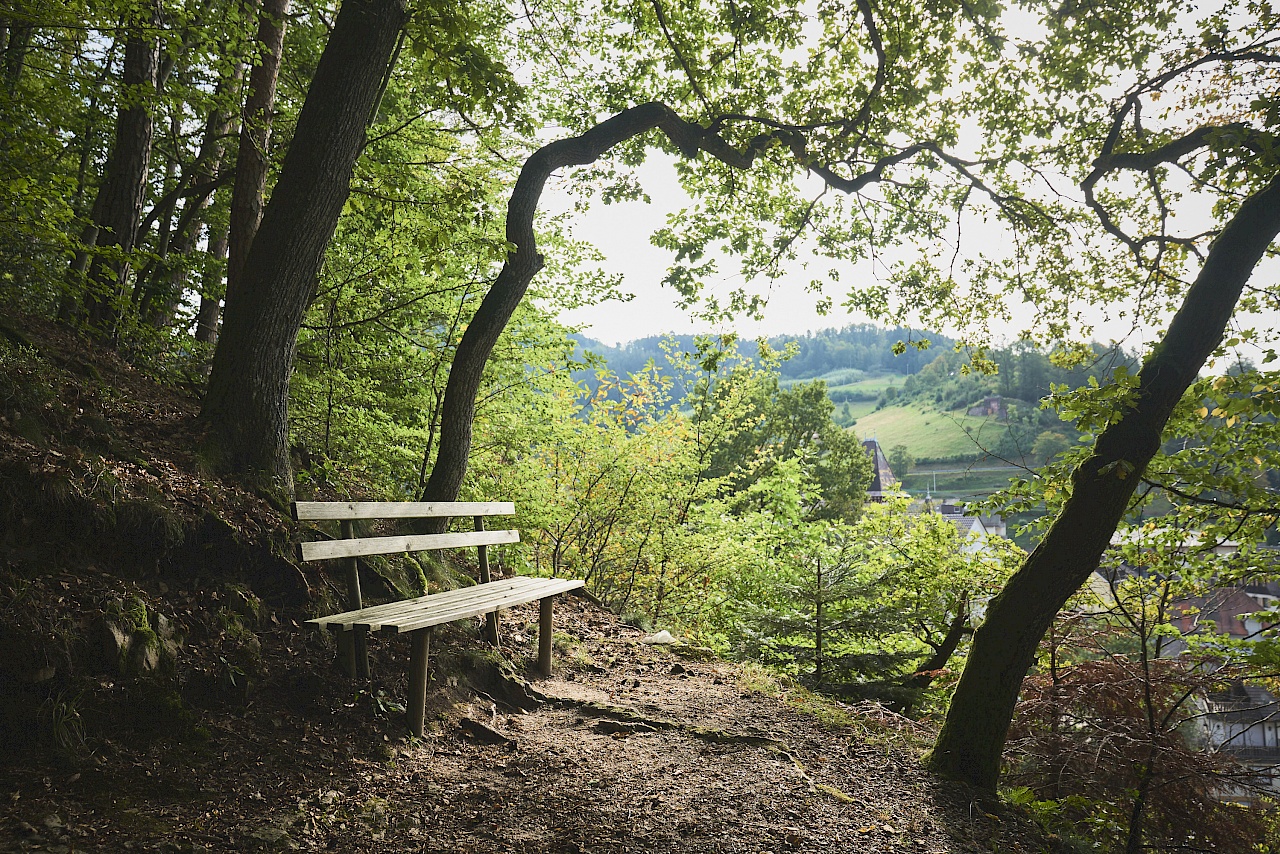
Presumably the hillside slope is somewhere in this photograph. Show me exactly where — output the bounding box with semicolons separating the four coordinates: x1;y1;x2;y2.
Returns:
0;316;1061;853
852;404;1009;462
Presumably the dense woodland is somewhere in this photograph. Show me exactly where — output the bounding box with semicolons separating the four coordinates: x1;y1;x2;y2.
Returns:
1;0;1279;850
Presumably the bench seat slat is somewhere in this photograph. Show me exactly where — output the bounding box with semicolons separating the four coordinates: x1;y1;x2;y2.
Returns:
307;578;584;634
306;578;572;630
380;579;585;634
300;529;520;562
308;578;545;627
293;501;515;521
372;579;580;631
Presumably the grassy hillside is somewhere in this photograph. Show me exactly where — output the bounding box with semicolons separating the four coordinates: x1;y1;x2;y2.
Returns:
850;403;1009;462
784;370;909;428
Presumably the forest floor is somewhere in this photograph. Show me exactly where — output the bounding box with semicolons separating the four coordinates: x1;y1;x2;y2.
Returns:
0;314;1062;853
0;595;1064;854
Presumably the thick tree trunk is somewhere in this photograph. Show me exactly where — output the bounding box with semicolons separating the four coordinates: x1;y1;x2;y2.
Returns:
81;3;161;334
417;103;731;525
200;0;406;493
226;0;289;308
925;174;1280;792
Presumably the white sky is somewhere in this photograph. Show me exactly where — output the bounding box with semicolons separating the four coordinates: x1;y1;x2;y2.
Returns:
549;156;848;347
545;153;1070;349
545;154;1278;361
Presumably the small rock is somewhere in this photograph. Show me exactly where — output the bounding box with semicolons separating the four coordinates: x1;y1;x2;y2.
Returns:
460;717;516;749
244;821;297;851
92;619;132;671
227;588;263;626
672;643;718;661
18;664;56;683
129;637;162;674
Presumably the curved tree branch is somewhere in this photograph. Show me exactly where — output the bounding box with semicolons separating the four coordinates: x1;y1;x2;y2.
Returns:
417;101;1056;520
1084;121;1272;261
418;102;744;517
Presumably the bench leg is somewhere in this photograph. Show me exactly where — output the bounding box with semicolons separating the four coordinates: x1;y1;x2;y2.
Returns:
337;630;356;678
538;596;554;678
354;627;369;680
476;523;500;647
336;627;369;679
407;627;432;738
340;522;368;679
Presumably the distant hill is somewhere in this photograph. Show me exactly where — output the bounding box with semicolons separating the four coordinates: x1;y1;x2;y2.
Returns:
569;326;1134;475
570;324;955;389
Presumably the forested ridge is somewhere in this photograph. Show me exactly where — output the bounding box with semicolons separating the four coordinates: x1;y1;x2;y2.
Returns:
574;325;953;381
1;0;1279;850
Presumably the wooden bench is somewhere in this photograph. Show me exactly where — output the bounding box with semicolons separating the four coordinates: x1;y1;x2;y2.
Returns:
293;501;584;736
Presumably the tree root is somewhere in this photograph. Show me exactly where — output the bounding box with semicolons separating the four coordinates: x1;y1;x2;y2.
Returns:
468;660;855;800
564;698;784;747
542;697;838;795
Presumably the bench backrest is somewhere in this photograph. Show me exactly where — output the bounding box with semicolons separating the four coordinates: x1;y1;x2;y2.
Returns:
291;501;519;563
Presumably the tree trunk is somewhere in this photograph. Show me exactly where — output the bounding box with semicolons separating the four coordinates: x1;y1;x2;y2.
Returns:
417;102;734;525
134;124;181;317
226;0;290;309
897;602;969;715
147;61;244;329
925;173;1280;792
2;20;32;91
194;216;230;344
200;0;407;493
81;2;161;335
905;602;969;687
814;557;825;687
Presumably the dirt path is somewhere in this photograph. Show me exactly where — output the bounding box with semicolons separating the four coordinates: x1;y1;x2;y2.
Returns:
1;596;1056;853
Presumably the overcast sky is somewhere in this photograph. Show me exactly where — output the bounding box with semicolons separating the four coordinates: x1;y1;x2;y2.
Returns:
545;154;1278;363
548;154;858;348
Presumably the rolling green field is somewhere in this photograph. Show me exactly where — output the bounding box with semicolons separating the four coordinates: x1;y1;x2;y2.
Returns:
849;403;1010;461
826;373;907;396
840;399;879;421
783;370;908;398
898;463;1026;502
788;370;908;428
